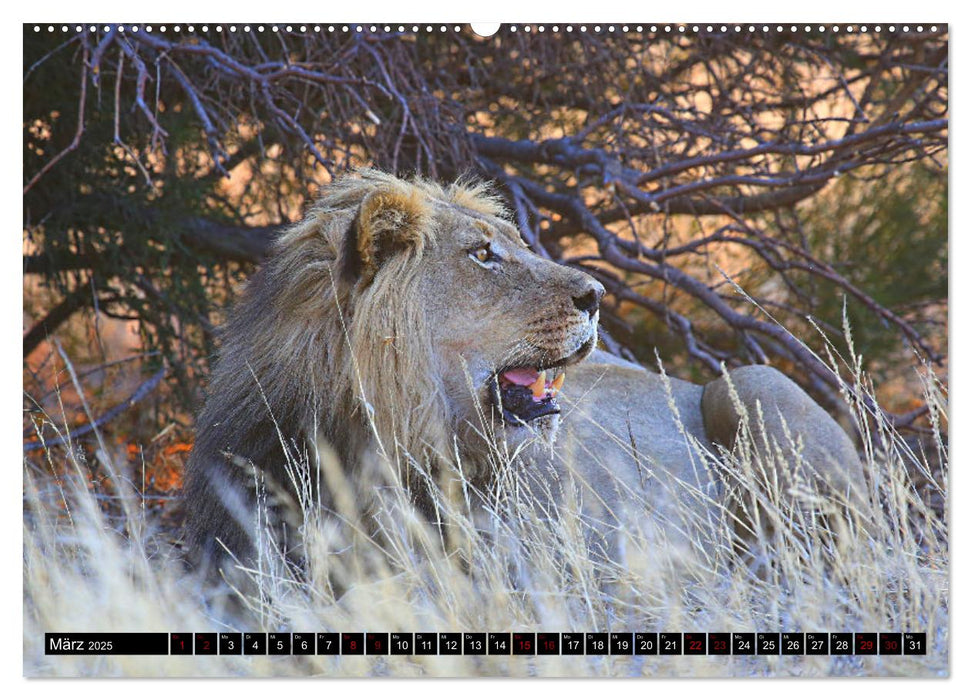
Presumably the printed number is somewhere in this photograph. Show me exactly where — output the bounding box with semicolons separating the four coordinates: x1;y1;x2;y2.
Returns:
786;640;798;650
592;640;604;650
811;640;822;650
567;640;580;650
664;640;675;650
639;639;655;651
738;640;751;650
299;639;308;651
836;640;848;651
689;640;702;651
323;639;332;650
884;640;898;652
860;640;873;651
444;640;457;651
713;641;727;651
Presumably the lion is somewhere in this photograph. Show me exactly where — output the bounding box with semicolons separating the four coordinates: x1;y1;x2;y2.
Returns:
184;169;871;568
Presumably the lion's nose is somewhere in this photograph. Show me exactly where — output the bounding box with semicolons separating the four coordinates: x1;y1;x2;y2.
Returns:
573;280;605;318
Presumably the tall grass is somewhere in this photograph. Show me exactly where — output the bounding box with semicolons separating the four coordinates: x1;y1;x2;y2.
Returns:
23;334;948;677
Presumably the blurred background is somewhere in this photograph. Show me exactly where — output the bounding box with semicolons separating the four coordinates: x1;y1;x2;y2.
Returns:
23;24;947;520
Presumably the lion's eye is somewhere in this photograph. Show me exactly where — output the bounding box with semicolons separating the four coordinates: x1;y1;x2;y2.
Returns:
470;244;497;266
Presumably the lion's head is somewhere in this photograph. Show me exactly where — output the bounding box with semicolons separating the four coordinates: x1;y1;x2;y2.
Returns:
268;169;602;459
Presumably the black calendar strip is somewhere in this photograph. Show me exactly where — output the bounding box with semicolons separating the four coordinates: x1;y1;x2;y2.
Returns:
45;632;926;656
45;633;169;655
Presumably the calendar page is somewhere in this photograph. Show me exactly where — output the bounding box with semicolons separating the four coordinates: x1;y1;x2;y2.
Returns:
23;19;948;679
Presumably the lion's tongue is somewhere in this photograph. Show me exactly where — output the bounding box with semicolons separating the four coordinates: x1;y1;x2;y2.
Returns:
500;368;565;403
501;368;548;400
501;368;540;386
496;368;567;425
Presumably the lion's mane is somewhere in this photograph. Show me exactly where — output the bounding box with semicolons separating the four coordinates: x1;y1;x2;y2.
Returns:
184;170;506;561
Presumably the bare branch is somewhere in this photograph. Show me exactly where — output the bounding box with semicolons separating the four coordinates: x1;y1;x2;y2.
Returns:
24;366;167;452
23;288;91;356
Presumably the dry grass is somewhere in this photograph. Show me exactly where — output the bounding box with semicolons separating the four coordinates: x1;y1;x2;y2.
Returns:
23;332;948;678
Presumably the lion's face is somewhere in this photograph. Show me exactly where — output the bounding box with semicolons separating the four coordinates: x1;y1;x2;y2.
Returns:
332;174;604;459
343;181;603;449
417;204;603;445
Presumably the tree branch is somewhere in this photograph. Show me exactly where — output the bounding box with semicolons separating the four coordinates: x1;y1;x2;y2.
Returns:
24;366;167;452
23;215;279;275
23;288;91;356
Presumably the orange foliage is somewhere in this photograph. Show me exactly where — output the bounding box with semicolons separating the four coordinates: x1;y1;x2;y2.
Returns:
126;438;190;492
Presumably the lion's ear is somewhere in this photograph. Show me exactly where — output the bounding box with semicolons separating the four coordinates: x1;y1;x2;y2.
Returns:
342;187;431;286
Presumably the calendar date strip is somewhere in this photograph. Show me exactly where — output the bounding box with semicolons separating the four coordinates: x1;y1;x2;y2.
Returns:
46;632;927;656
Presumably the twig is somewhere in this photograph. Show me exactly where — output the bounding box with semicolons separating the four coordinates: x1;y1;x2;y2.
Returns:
24;365;168;452
23;43;89;195
113;50;155;189
27;351;161;409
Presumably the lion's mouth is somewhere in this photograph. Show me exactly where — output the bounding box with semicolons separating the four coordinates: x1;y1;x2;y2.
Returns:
490;335;596;427
493;367;565;426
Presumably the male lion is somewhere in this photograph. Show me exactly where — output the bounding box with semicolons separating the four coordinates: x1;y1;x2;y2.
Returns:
184;169;870;568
